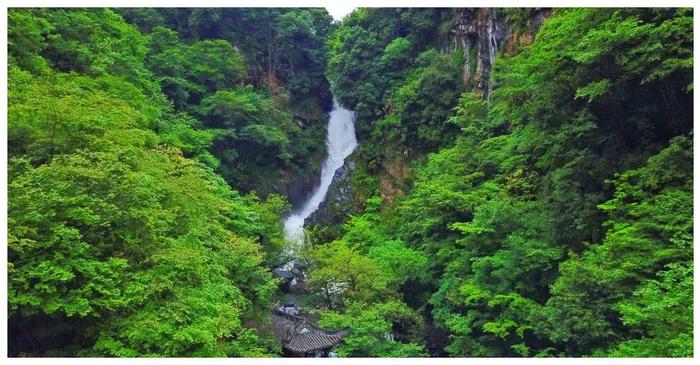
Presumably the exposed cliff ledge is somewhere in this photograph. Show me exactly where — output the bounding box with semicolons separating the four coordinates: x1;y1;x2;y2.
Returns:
447;8;551;99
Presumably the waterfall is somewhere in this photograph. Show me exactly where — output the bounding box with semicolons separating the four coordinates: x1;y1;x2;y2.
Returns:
486;9;498;101
283;98;357;249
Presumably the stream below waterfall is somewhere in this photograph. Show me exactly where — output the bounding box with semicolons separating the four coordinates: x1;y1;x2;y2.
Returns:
283;99;357;248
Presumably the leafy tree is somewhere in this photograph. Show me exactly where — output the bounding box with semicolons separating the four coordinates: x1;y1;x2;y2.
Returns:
7;8;299;357
319;301;426;357
146;26;246;109
8;73;281;355
542;135;693;355
307;240;391;306
610;263;693;357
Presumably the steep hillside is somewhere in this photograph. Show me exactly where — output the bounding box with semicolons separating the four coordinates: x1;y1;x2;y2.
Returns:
309;8;693;357
118;8;335;202
6;7;694;358
7;8;334;356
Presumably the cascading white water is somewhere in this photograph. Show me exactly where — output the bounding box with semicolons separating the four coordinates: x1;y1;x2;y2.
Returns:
283;99;357;248
486;10;498;100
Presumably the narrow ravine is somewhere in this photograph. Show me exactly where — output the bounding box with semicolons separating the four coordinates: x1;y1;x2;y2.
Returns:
283;99;357;248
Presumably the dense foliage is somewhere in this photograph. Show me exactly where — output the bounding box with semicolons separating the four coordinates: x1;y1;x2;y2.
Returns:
320;8;693;357
116;8;335;197
6;8;327;356
7;7;694;358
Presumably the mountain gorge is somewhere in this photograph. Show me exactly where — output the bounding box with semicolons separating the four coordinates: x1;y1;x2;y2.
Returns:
7;7;694;357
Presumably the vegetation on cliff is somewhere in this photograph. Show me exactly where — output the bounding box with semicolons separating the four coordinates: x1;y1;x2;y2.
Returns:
7;7;694;358
7;8;332;356
320;8;693;357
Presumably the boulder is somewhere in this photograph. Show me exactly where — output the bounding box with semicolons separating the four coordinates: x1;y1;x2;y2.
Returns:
272;268;295;280
289;277;308;294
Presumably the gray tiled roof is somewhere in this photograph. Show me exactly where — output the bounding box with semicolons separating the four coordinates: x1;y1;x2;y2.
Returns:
272;309;350;354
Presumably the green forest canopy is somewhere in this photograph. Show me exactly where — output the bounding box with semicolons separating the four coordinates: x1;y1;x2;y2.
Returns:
7;7;694;357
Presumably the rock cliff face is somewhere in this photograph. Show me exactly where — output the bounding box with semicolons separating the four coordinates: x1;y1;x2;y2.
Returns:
305;156;355;227
449;8;502;99
283;162;323;208
447;8;551;99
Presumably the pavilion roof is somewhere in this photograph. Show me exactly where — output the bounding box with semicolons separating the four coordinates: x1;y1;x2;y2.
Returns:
272;309;350;354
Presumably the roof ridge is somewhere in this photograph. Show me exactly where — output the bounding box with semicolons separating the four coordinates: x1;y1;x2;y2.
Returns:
272;309;351;354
